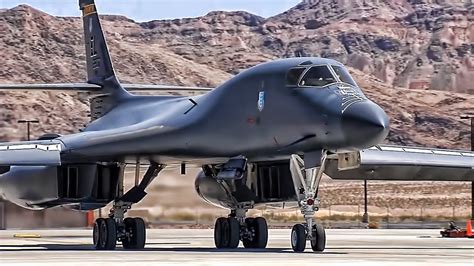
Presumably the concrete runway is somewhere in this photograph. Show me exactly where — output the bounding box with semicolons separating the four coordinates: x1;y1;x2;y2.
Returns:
0;229;473;265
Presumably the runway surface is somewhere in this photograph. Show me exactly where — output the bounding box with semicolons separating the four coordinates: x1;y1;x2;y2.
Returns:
0;229;473;265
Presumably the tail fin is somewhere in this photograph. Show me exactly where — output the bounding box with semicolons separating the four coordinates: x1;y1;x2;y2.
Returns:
79;0;129;98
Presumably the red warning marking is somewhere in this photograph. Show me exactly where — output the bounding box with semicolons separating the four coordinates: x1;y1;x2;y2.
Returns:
247;117;256;124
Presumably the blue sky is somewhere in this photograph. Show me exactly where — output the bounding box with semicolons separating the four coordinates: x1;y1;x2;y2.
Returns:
0;0;301;21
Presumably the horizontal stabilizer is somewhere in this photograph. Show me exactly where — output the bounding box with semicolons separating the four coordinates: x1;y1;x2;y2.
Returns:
326;145;474;181
0;141;62;166
0;83;213;93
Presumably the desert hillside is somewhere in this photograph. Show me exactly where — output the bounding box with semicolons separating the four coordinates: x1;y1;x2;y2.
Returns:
0;2;472;149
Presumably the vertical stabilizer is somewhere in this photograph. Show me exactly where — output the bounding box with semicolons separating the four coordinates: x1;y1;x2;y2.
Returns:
79;0;129;99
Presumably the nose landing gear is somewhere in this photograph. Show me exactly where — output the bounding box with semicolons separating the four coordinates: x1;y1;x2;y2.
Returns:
291;223;326;252
310;223;326;251
290;224;306;252
289;152;328;253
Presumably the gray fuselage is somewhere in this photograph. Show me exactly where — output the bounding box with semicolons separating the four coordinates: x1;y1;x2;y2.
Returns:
59;57;389;165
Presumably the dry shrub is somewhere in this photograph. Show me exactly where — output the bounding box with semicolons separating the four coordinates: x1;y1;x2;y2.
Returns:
368;222;379;229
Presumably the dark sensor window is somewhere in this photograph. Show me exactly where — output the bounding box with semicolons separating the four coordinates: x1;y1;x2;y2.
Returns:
300;66;336;87
286;68;306;86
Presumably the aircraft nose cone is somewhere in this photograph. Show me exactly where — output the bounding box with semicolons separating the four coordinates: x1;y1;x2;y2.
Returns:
342;101;389;150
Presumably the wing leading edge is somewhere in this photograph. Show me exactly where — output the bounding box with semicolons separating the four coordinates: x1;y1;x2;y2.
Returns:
0;83;213;93
325;145;474;181
0;141;63;166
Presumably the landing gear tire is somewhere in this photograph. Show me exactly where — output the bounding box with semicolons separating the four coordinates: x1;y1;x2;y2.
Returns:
310;223;326;252
291;224;307;252
93;218;104;249
214;217;240;249
242;217;268;249
214;217;226;248
94;218;117;250
123;217;146;250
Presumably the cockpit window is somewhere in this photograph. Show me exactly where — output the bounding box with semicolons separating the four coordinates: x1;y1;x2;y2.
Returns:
299;66;336;87
331;65;357;87
286;68;306;86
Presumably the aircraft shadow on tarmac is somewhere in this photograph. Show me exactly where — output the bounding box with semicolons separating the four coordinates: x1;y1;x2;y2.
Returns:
1;243;473;253
0;243;347;254
334;247;474;250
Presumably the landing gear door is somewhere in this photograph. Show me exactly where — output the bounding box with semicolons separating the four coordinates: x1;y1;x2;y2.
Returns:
216;158;248;180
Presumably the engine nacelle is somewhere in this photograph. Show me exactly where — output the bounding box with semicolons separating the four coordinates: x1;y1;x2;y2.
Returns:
195;171;237;209
0;164;120;210
195;161;298;210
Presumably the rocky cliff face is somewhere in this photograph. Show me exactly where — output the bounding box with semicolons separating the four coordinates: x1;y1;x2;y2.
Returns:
279;0;474;94
140;0;473;93
0;2;473;149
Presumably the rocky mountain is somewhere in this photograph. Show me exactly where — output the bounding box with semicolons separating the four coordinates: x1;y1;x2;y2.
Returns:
276;0;474;94
142;0;473;93
0;2;473;150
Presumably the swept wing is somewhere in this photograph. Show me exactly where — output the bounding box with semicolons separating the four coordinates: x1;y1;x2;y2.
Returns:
326;145;474;181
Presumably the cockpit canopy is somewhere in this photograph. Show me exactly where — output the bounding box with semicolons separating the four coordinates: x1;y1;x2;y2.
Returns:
286;65;357;88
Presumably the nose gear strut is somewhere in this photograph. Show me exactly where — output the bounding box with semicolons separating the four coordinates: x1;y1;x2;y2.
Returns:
289;150;328;252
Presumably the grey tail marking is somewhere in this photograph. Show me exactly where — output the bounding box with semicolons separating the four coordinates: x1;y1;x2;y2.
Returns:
79;0;129;99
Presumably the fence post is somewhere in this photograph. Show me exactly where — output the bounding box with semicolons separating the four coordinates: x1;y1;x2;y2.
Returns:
358;205;361;228
0;202;4;230
362;180;369;223
420;206;423;228
328;205;332;228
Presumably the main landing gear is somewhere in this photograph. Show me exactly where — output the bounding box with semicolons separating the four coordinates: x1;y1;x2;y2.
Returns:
288;151;328;252
214;208;268;249
93;162;164;250
93;217;146;250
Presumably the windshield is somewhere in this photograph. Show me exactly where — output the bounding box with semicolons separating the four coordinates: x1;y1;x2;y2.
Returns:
331;65;357;87
299;66;337;87
286;68;306;86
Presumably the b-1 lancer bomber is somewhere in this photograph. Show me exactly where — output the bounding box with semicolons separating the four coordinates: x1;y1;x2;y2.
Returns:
0;0;473;252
